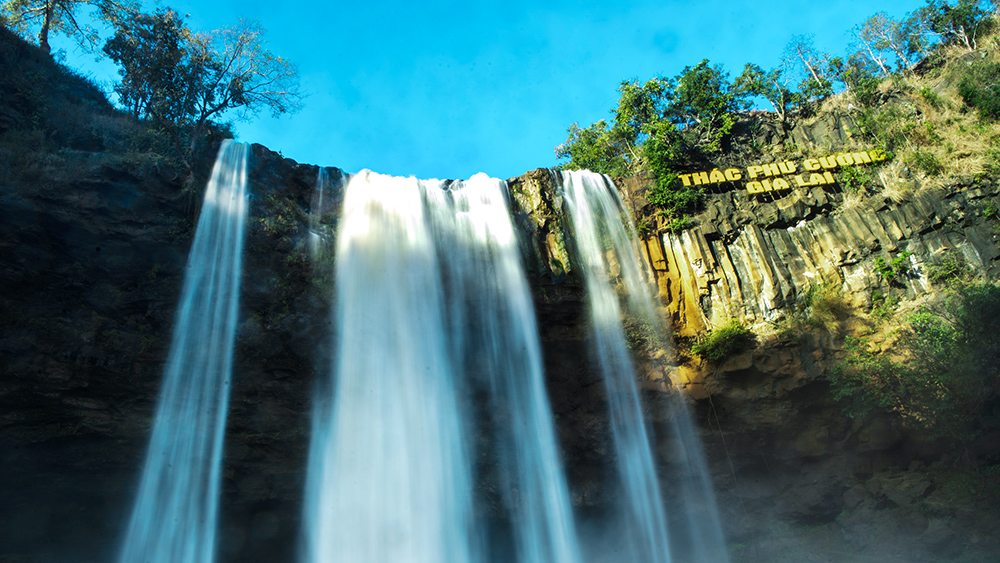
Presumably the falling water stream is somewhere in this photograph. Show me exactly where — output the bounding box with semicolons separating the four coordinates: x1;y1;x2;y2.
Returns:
560;170;729;563
119;141;249;563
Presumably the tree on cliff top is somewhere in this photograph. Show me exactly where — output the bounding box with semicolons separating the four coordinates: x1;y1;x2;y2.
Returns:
103;9;302;161
0;0;137;55
557;61;747;231
916;0;996;51
181;18;302;153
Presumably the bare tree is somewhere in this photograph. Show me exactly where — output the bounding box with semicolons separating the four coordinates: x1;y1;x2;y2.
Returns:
1;0;136;55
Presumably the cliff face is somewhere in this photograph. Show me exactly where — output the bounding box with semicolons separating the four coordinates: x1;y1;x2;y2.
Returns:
508;138;1000;560
0;143;332;562
2;62;999;562
4;143;999;562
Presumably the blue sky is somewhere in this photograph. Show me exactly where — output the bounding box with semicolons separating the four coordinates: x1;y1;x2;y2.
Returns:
54;0;924;180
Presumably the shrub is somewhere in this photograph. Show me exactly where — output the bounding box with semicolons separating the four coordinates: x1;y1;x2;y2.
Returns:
925;251;971;287
870;291;900;322
839;165;876;193
906;150;945;176
958;61;1000;122
805;283;852;332
691;319;755;363
919;86;943;109
832;282;1000;441
874;251;912;283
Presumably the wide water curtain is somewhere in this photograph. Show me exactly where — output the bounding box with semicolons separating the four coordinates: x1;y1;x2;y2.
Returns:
560;170;729;563
304;172;475;563
303;172;581;563
119;141;249;563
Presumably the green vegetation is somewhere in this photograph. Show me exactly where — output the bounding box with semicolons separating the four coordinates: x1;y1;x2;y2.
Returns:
869;291;901;322
102;8;301;163
874;251;913;283
1;2;301;183
0;21;180;186
925;251;973;287
838;164;877;193
691;319;755;363
958;59;1000;121
0;0;137;55
832;281;1000;442
556;60;748;229
556;0;1000;233
804;283;853;333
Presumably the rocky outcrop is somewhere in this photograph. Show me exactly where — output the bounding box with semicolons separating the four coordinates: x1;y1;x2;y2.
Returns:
609;158;1000;560
626;176;1000;337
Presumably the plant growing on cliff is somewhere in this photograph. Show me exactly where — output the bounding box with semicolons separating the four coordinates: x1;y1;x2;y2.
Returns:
691;319;755;363
734;62;800;122
875;251;913;283
805;283;853;333
958;59;1000;121
557;60;749;226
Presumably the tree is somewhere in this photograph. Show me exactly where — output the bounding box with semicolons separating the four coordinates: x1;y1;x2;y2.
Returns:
554;120;631;176
103;8;194;123
104;10;302;157
0;0;136;55
734;62;800;122
852;13;895;76
782;35;834;114
668;60;748;154
555;60;748;227
915;0;995;51
182;19;302;153
826;54;882;107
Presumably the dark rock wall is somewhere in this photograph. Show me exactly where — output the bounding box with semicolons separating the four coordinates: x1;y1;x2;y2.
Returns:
0;155;193;561
0;143;336;562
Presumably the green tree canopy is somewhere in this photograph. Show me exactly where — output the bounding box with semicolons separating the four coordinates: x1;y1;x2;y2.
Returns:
1;0;136;55
103;9;303;157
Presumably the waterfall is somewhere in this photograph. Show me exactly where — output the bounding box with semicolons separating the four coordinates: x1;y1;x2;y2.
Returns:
308;167;343;262
560;170;729;563
119;141;249;563
302;171;580;563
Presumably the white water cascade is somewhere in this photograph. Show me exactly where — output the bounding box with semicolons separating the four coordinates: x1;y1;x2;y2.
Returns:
301;171;581;563
119;141;249;563
560;170;729;563
308;167;342;261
